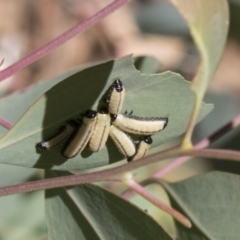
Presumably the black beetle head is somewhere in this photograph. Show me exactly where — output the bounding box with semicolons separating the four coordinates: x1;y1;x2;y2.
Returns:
144;136;153;144
84;110;97;119
110;114;117;122
37;142;47;150
113;79;123;92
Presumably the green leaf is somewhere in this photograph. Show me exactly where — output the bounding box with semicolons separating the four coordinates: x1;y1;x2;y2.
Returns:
0;55;213;170
0;67;83;137
45;171;173;240
134;55;160;74
0;165;45;240
169;0;229;142
169;0;229;91
162;171;240;240
0;56;154;137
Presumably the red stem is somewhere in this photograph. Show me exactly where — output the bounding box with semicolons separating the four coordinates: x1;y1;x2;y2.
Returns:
122;115;240;199
0;148;240;197
127;179;191;228
0;116;13;129
0;0;130;82
153;114;240;178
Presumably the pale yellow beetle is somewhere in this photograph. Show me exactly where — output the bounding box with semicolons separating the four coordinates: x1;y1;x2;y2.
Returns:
62;110;97;158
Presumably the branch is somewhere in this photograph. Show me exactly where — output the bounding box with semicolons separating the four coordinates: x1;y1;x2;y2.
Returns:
153;114;240;178
125;178;192;228
122;116;240;199
0;148;240;197
0;0;130;82
0;116;13;129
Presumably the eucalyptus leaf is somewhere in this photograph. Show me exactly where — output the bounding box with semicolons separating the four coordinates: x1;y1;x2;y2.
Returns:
45;171;173;240
168;0;228;138
169;0;229;89
134;55;160;74
0;67;83;137
0;55;213;170
162;171;240;240
0;56;155;137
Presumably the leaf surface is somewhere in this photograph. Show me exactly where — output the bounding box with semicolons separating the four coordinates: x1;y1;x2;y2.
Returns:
0;56;212;170
0;68;82;137
169;0;229;142
45;171;173;240
162;171;240;240
134;55;160;74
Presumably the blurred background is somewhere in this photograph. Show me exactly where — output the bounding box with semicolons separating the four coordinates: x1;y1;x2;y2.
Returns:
0;0;239;239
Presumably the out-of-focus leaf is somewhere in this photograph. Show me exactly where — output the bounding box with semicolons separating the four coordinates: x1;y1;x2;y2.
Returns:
170;0;229;90
169;0;229;142
45;171;173;240
0;55;213;170
162;171;240;240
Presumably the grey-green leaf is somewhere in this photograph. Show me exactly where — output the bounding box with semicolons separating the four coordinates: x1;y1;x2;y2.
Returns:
45;171;173;240
0;55;213;170
162;171;240;240
134;55;160;74
0;67;83;137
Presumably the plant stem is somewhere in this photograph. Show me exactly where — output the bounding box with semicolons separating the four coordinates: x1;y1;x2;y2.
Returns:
0;148;240;197
122;116;240;199
125;179;192;228
0;116;13;129
0;0;130;82
154;115;240;178
122;117;240;199
0;147;181;197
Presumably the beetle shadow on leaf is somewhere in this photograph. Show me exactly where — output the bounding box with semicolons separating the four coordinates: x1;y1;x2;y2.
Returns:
34;61;114;169
81;148;93;158
106;138;124;164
